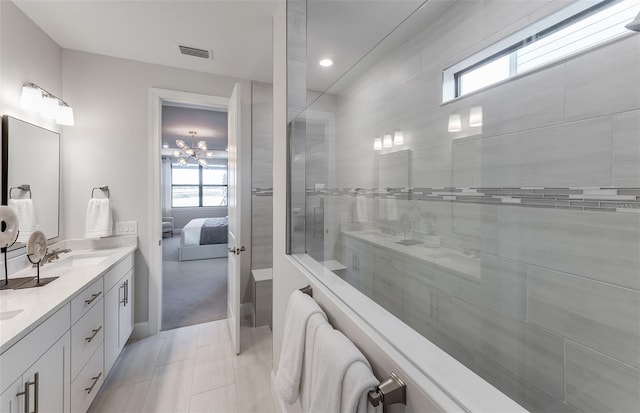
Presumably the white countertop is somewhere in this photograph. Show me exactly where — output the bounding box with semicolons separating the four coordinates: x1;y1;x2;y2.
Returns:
340;229;481;280
0;236;137;354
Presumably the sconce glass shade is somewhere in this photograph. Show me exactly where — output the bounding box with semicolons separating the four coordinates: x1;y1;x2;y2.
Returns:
20;84;42;111
40;95;60;119
626;11;640;31
185;148;195;156
393;130;404;145
383;134;393;148
176;139;186;149
197;141;207;150
198;158;208;167
373;138;382;150
448;114;462;132
177;157;187;166
56;105;74;126
469;106;483;127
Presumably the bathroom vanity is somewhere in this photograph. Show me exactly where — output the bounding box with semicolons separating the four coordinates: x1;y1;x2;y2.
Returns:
0;236;136;413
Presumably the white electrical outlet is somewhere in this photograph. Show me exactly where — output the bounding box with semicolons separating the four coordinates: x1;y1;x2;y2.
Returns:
115;221;138;235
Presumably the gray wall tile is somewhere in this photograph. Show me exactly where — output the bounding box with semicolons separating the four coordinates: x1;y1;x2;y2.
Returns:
613;109;640;186
497;207;640;290
453;298;565;398
566;36;640;122
528;265;640;368
566;342;640;413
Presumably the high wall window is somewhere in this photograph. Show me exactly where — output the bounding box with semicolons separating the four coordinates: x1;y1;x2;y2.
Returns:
444;0;640;101
171;163;227;207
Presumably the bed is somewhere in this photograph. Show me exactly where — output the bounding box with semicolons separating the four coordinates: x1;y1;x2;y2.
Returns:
179;217;229;261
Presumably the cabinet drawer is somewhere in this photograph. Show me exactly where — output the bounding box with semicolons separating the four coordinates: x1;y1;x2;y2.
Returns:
103;254;134;292
71;277;104;324
71;301;104;381
71;344;103;413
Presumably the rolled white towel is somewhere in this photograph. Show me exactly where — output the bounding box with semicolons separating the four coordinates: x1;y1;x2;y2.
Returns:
85;199;112;238
8;199;36;243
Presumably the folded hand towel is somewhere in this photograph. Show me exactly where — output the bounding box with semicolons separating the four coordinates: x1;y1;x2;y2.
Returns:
8;199;36;243
275;290;328;405
307;326;374;413
355;195;368;223
85;199;112;238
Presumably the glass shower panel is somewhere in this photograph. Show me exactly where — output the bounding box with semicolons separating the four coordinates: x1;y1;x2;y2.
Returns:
287;1;640;412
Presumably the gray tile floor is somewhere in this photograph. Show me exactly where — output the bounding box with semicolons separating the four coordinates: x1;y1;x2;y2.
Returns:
88;321;276;413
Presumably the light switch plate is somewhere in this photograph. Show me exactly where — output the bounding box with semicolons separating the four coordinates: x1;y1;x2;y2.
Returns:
115;221;138;235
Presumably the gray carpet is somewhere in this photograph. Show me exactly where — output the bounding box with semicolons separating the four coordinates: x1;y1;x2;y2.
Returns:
162;235;227;331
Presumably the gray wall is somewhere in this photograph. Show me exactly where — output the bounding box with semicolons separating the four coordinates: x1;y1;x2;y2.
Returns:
299;1;639;412
251;82;273;270
60;49;254;321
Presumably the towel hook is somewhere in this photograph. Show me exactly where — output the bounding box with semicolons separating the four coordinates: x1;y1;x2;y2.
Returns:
9;184;31;199
299;284;313;297
91;186;110;199
368;371;407;407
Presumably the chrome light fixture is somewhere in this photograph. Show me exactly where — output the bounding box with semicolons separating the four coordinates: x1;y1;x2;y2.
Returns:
20;83;74;126
626;11;640;31
173;131;213;166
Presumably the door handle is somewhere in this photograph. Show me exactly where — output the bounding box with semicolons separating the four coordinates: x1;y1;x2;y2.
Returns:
228;247;236;254
236;246;246;255
16;381;29;413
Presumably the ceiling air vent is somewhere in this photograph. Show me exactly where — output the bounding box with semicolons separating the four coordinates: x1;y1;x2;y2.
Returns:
178;45;210;59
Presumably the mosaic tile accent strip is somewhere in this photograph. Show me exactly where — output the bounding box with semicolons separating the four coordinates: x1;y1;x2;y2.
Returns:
303;187;640;214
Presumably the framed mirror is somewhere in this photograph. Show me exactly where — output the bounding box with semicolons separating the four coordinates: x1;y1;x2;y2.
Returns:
1;115;60;250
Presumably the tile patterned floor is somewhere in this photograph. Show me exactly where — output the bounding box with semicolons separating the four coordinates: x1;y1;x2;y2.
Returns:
88;321;276;413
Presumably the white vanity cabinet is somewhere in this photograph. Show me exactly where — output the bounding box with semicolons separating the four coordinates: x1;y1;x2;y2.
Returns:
0;305;71;413
103;254;135;376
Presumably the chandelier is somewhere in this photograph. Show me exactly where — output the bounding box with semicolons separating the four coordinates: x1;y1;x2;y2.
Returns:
174;131;214;166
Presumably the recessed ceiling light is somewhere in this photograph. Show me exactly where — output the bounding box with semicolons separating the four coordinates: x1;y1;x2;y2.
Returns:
319;58;333;67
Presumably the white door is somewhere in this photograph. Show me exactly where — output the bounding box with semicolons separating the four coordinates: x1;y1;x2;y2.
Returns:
227;83;242;355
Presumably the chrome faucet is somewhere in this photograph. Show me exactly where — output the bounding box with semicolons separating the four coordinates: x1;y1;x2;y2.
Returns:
40;248;72;265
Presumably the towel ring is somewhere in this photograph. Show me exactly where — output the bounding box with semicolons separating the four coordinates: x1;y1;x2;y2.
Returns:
91;186;110;199
9;184;31;199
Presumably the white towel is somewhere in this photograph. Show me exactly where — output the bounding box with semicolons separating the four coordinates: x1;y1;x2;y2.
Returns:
307;326;376;413
355;195;368;223
8;199;36;243
275;290;327;405
342;361;381;413
84;199;112;238
300;313;330;411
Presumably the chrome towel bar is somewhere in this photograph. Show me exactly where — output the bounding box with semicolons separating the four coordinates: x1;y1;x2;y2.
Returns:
368;371;407;407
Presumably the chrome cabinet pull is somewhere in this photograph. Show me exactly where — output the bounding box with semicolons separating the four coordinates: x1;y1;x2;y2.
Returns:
124;280;129;306
33;373;38;413
85;291;102;305
85;372;102;394
119;283;126;304
85;326;102;342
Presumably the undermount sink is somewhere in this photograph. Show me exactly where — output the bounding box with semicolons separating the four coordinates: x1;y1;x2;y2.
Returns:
396;239;423;246
0;309;24;321
54;254;109;268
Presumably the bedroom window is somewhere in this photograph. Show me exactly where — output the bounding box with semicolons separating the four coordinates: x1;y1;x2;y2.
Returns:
171;163;228;207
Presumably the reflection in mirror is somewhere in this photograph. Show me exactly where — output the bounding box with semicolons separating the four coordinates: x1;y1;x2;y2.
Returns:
2;116;60;250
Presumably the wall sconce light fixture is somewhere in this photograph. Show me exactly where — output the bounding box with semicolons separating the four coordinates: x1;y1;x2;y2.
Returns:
448;114;462;132
383;133;393;148
393;130;404;145
373;137;382;151
469;106;483;127
20;83;74;126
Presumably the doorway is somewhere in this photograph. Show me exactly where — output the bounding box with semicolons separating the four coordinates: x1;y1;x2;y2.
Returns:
160;103;229;330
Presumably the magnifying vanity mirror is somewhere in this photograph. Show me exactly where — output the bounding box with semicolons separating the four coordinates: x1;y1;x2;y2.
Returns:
1;115;60;251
